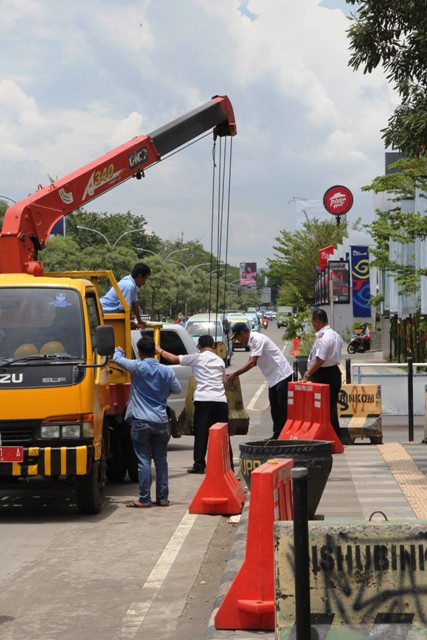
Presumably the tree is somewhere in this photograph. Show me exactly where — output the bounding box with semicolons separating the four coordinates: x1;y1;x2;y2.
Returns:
266;215;347;307
0;200;8;229
346;0;427;156
68;209;162;258
362;156;427;300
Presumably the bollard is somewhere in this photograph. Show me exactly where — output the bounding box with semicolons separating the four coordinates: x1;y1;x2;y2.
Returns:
408;356;414;442
293;360;299;381
345;357;351;384
291;467;311;640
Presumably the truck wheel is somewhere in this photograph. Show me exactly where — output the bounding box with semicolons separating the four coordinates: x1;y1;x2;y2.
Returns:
75;455;106;515
106;431;127;483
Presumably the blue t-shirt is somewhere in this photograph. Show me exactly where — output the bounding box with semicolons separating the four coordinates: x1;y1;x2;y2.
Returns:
100;275;138;313
112;349;181;423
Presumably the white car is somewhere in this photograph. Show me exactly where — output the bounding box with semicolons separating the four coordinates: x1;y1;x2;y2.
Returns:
131;323;197;435
184;313;233;366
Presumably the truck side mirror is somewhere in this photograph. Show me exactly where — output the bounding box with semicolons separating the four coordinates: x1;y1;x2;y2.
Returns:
95;325;115;357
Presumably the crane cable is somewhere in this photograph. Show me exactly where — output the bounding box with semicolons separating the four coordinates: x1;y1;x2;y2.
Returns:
208;134;233;331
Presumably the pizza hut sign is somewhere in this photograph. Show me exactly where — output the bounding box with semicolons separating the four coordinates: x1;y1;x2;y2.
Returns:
323;185;353;216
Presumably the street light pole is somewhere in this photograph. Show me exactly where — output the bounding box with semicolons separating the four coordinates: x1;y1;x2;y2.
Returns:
0;194;17;205
112;228;148;246
163;248;189;262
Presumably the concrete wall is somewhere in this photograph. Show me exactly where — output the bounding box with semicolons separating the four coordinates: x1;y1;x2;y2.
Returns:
275;520;427;632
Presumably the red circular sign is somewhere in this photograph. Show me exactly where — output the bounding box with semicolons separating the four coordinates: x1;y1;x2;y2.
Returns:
323;185;353;216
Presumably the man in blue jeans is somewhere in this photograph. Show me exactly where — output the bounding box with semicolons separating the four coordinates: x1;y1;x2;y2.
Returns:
113;335;181;508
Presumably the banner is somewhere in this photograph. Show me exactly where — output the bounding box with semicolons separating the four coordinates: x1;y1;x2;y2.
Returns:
240;262;257;287
318;245;334;271
329;260;350;303
350;246;371;317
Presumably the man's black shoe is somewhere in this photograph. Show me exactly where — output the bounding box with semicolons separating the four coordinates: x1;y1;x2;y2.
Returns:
187;466;205;474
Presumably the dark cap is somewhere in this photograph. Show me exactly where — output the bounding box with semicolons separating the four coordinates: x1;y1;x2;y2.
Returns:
230;322;250;340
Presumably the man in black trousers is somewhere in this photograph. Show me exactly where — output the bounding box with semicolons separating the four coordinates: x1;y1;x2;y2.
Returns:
302;309;343;441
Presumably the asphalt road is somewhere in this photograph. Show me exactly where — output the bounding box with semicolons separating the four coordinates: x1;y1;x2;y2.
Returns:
0;326;282;640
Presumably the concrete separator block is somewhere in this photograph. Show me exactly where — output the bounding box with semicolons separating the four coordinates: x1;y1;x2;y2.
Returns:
338;384;383;444
275;520;427;635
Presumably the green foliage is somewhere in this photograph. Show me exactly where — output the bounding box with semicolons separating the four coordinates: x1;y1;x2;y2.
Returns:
282;308;311;339
2;203;262;318
267;214;347;307
346;0;427;157
363;157;427;296
0;200;8;229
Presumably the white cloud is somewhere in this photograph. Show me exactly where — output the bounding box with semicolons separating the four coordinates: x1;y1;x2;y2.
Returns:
0;0;398;268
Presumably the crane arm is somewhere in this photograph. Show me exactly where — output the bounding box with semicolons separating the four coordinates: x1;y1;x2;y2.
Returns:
0;95;236;275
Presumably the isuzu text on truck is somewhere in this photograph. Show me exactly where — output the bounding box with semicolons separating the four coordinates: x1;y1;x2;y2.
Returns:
0;96;239;514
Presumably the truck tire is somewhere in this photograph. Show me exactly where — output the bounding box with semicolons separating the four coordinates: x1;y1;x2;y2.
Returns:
106;431;127;483
75;456;106;515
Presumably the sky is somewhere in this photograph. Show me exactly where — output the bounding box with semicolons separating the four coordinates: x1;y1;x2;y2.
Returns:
0;0;398;270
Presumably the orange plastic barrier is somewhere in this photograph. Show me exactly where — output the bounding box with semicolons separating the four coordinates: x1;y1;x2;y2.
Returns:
279;381;344;454
215;458;294;630
189;422;246;515
293;336;300;356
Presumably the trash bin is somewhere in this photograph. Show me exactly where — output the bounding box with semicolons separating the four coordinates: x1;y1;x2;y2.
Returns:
239;439;333;519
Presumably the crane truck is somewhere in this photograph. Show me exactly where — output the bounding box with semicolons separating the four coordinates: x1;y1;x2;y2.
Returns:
0;96;239;514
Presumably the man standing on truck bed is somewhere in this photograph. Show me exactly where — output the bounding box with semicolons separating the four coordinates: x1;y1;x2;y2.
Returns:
156;334;233;474
100;262;151;326
113;335;181;508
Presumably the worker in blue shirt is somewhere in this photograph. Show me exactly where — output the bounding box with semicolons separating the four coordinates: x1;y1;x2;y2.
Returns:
113;335;181;508
100;262;151;326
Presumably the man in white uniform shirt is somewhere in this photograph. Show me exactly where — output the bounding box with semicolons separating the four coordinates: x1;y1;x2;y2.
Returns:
302;309;343;441
156;334;232;474
227;322;293;439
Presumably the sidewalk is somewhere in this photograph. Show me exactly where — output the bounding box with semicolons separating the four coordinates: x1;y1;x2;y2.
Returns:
206;346;427;639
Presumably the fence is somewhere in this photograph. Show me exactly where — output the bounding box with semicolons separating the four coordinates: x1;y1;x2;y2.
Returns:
346;356;426;442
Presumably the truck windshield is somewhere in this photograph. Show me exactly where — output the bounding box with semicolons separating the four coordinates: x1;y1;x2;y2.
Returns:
0;287;84;360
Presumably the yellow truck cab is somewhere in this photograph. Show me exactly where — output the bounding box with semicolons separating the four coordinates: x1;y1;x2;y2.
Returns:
0;273;114;513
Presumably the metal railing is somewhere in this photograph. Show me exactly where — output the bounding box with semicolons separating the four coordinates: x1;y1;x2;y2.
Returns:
345;356;426;442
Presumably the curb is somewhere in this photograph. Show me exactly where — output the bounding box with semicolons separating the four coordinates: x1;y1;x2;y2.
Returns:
205;495;272;639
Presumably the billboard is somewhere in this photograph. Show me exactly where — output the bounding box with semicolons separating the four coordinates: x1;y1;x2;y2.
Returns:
240;262;257;287
329;260;350;303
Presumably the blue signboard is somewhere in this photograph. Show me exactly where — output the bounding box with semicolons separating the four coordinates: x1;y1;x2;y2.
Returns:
351;246;371;317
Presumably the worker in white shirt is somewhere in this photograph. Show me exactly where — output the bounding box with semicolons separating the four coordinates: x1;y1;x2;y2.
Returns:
156;334;232;474
302;309;343;441
227;322;293;439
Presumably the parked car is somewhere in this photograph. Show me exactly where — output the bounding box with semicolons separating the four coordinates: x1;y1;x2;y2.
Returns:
227;313;252;351
245;311;261;332
184;313;233;366
263;310;277;320
277;313;292;328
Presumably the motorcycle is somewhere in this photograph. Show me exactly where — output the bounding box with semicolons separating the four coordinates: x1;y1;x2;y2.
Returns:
347;325;371;354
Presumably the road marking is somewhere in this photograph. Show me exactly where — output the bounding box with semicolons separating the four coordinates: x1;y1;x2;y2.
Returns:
247;382;267;410
115;511;197;639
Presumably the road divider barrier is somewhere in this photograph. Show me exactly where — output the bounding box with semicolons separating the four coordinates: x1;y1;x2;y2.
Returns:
278;381;344;454
189;422;245;515
215;458;294;631
275;520;427;633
